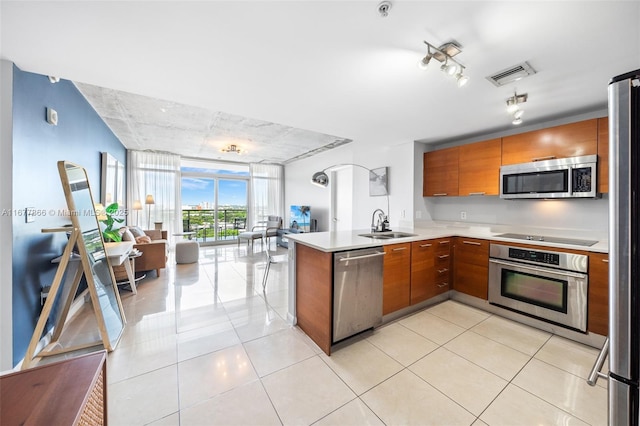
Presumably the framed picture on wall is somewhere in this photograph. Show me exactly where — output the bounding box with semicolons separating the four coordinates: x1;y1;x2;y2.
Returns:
369;167;388;196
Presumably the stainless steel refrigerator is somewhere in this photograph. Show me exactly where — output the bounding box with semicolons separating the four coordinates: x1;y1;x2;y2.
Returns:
609;68;640;425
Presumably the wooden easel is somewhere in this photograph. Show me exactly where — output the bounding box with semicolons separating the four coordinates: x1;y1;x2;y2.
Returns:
22;162;127;369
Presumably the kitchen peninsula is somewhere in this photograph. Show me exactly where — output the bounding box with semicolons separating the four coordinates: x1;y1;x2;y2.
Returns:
286;221;608;355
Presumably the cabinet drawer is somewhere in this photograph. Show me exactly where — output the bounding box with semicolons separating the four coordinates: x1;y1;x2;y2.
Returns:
435;238;452;253
455;238;489;266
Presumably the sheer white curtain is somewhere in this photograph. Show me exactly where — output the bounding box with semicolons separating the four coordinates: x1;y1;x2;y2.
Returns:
249;164;284;228
127;150;182;236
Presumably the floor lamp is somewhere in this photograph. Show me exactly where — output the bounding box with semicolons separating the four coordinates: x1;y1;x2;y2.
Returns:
145;194;154;229
132;200;142;226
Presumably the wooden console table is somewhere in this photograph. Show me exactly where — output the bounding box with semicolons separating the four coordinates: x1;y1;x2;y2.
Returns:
1;351;107;425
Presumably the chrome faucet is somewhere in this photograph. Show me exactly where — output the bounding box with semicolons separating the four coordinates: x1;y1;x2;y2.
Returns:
370;208;387;232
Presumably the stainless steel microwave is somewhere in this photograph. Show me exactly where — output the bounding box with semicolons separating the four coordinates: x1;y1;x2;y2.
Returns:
500;155;598;199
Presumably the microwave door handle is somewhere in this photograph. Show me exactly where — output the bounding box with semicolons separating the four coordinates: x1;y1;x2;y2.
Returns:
567;166;573;196
488;258;587;279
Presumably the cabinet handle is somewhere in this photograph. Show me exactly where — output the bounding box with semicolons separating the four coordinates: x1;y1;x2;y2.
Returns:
433;193;448;196
419;243;433;248
468;192;485;196
462;241;482;246
438;254;449;259
439;240;450;245
392;247;407;251
437;283;448;288
602;259;609;263
532;155;556;162
438;268;449;273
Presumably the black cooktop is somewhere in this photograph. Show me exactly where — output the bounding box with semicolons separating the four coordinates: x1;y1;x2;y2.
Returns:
494;233;598;247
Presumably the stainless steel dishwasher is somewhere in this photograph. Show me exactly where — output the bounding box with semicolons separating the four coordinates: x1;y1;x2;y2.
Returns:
333;247;385;343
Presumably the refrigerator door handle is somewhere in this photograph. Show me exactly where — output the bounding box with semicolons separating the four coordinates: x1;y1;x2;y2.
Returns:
608;76;635;380
587;337;609;386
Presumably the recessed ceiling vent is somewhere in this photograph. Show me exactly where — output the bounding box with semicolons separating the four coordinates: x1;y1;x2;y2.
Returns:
486;62;536;87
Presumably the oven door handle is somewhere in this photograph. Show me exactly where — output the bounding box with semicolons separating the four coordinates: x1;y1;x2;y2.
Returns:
488;258;588;279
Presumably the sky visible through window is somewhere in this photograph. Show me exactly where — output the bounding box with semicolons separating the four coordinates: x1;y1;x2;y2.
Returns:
181;167;248;208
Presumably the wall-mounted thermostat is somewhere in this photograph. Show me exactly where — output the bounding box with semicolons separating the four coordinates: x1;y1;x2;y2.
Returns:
46;107;58;126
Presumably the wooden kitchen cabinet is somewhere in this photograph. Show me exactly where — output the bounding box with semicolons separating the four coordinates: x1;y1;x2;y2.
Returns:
588;252;609;336
296;243;333;355
383;242;412;314
410;239;436;304
423;147;459;197
501;119;598;165
453;237;489;300
434;238;452;294
1;350;107;425
458;138;502;196
597;117;609;194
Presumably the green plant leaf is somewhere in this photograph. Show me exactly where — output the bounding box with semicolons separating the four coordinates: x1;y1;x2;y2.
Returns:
103;229;122;242
105;203;119;214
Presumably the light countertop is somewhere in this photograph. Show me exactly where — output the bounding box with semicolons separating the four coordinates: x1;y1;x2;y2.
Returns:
285;220;608;254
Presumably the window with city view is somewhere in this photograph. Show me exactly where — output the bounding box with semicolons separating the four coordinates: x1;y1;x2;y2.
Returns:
181;159;249;244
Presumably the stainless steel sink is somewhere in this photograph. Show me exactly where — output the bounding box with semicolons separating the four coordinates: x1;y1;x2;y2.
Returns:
358;231;418;240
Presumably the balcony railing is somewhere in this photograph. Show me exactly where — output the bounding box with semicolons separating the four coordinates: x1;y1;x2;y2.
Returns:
182;208;247;243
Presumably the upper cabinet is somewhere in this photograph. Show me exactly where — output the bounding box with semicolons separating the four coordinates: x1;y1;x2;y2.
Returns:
597;117;609;194
423;147;459;197
458;138;502;196
423;117;607;198
501;119;598;165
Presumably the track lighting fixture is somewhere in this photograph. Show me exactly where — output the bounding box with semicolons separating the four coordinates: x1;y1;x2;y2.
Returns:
506;92;528;125
418;40;469;88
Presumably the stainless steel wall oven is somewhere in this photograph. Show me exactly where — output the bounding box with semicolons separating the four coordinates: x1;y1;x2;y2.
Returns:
488;243;588;332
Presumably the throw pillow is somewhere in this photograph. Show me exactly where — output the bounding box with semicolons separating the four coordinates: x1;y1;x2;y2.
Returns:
129;226;146;238
135;235;151;244
120;227;135;242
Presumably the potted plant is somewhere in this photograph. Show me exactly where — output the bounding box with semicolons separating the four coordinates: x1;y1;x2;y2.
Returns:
96;202;124;242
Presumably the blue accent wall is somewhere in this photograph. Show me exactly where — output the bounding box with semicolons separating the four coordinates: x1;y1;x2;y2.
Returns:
11;64;126;366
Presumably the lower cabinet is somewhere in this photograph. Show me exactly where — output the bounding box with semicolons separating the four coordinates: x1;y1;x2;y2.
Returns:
383;242;411;315
384;238;451;312
295;243;333;355
588;252;609;336
453;237;489;300
410;240;436;304
435;238;452;294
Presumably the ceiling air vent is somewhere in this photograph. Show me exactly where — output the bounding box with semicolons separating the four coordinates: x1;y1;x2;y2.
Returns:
486;62;536;87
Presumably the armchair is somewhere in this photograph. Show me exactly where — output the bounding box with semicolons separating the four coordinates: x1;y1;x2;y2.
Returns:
237;216;282;250
112;228;168;281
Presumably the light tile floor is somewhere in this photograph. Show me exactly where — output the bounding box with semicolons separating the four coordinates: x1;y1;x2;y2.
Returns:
99;244;607;425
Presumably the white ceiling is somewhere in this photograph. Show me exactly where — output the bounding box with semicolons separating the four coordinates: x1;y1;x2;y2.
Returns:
74;82;351;164
2;1;639;163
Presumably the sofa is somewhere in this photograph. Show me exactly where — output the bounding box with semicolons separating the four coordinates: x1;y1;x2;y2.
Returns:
112;227;168;281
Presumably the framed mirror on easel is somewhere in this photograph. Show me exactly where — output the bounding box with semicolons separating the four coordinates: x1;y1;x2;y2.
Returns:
22;161;127;369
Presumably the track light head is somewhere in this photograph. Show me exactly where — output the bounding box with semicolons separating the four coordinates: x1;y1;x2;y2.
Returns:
445;62;460;76
418;54;432;70
506;92;528;125
456;73;470;87
506;100;519;114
